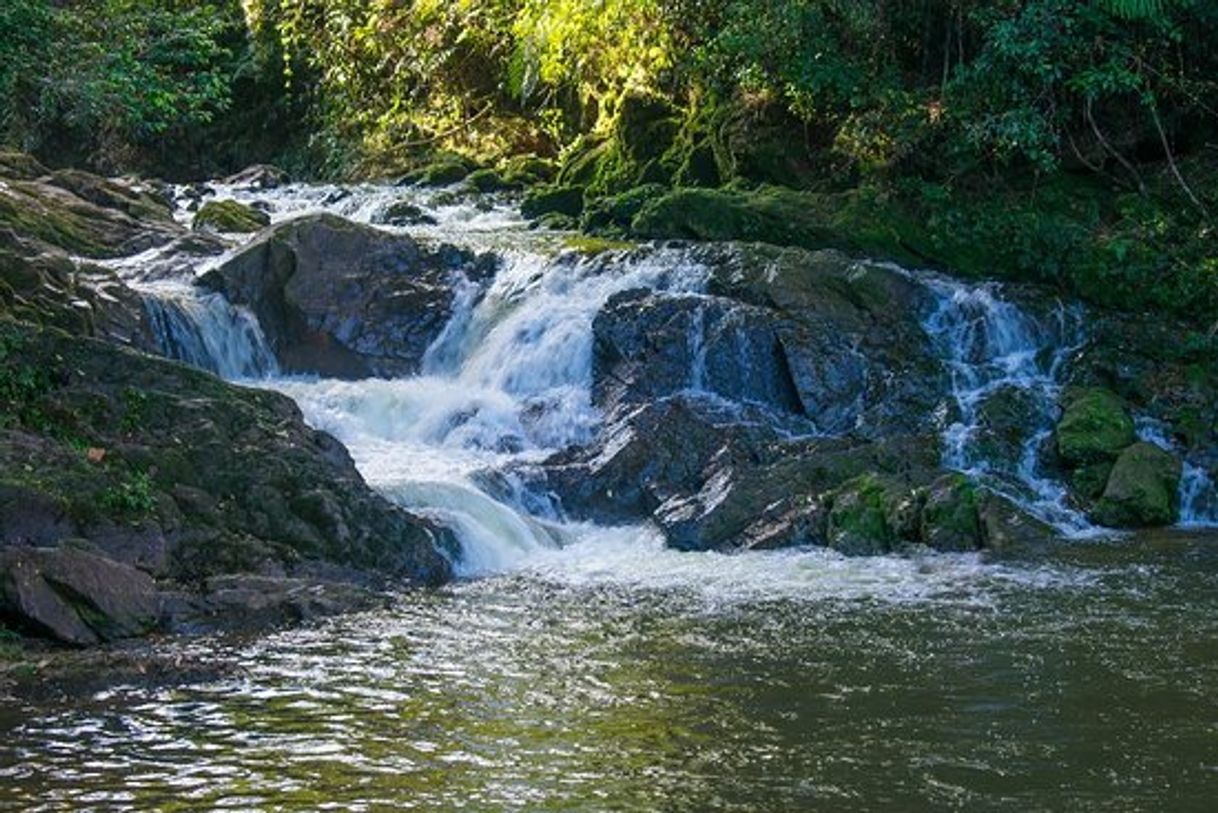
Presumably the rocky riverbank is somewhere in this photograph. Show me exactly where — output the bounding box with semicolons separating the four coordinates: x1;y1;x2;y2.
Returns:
3;153;1217;682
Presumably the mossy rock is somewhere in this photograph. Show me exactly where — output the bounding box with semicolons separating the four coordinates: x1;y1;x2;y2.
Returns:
413;158;473;187
1091;442;1182;528
534;212;579;231
1055;387;1135;466
628;187;914;263
581;183;666;234
521;184;585;220
921;473;982;552
1069;460;1115;503
499;154;556;187
0;151;49;181
827;475;895;555
465;168;509;193
192;200;270;234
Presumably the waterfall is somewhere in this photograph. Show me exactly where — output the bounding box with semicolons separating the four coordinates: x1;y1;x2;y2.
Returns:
273;245;711;571
921;279;1094;535
140;283;278;380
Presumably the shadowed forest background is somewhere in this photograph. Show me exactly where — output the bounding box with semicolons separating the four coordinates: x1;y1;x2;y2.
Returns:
0;0;1215;326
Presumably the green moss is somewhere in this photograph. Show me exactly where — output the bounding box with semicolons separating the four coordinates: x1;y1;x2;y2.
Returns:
1091;442;1182;528
827;475;894;555
521;184;585;220
99;469;157;519
561;235;637;255
581;183;666;235
920;473;982;552
498;154;556;187
1056;387;1135;466
402;157;473;187
192;199;270;234
465;168;508;192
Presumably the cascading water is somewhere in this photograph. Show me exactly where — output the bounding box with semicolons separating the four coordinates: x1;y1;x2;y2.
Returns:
920;278;1095;535
114;179;1211;577
271;242;711;574
1137;418;1218;528
139;282;278;379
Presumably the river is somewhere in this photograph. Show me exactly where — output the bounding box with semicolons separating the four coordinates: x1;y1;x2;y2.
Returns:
2;182;1216;810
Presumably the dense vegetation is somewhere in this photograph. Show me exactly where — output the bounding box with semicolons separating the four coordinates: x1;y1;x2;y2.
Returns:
1;0;1215;318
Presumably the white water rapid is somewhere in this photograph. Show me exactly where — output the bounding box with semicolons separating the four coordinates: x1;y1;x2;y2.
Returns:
108;179;1179;599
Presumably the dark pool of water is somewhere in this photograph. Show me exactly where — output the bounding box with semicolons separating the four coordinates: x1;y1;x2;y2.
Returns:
2;532;1217;811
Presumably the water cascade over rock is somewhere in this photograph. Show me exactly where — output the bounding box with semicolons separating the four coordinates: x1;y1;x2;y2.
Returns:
74;179;1214;579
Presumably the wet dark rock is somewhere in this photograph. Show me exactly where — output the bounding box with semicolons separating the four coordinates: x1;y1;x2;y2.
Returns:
0;323;455;645
592;289;802;416
373;200;438;227
0;546;158;646
223;164;289;190
0;227;160;351
703;244;944;436
200;213;496;378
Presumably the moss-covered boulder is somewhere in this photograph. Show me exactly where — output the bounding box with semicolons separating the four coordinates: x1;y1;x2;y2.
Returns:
0;161;182;258
464;168;508;193
921;473;983;552
192;199;271;234
1055;387;1135;466
629;187;906;257
1091;442;1182;528
827;475;896;555
521;184;585;220
581;184;666;234
499;154;556;187
400;156;473;187
0;322;455;644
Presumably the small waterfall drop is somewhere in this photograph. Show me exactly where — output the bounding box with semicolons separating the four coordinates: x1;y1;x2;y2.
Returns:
921;279;1094;534
140;283;278;379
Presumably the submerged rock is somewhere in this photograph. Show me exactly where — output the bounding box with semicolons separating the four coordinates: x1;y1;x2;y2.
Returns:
200;213;496;378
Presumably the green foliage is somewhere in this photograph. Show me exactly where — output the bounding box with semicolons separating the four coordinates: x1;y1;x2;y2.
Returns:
100;469;157;518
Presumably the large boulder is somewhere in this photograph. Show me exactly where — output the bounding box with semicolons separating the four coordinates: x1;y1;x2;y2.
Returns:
592;289;803;416
1056;387;1135;466
705;245;945;436
0;160;182;259
0;323;455;644
200;213;496;378
0;547;158;646
1091;441;1182;528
